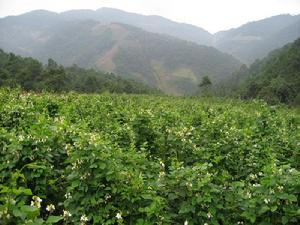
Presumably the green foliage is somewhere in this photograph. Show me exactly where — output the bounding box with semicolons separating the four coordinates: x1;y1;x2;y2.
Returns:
216;38;300;105
0;49;159;94
0;89;299;224
0;169;63;224
241;38;300;105
199;76;212;87
198;76;213;97
0;13;241;95
113;26;241;95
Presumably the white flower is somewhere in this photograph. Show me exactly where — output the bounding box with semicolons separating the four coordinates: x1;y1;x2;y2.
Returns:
18;135;24;141
204;223;209;225
46;204;55;213
80;214;88;222
184;219;188;225
31;196;42;208
246;191;252;199
207;212;212;219
159;161;165;168
33;196;42;202
158;171;165;178
289;168;295;173
249;174;257;180
105;194;112;200
63;210;72;219
264;198;271;204
65;193;72;199
186;182;193;188
116;212;122;220
277;186;284;191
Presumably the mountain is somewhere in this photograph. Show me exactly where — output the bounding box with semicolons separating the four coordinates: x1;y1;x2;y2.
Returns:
58;9;300;64
59;8;213;46
214;14;300;64
0;48;159;94
0;11;241;95
219;38;300;105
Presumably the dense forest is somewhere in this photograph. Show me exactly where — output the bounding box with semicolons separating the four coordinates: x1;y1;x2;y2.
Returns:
0;49;159;94
213;37;300;105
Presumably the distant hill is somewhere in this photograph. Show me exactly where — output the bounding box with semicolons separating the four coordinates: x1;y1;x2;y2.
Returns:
58;9;300;64
59;8;213;46
214;14;300;63
0;11;241;95
219;38;300;105
2;9;298;94
0;49;159;94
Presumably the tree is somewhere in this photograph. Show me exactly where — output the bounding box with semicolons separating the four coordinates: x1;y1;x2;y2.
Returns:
44;59;68;92
198;76;212;96
199;76;212;88
47;58;58;71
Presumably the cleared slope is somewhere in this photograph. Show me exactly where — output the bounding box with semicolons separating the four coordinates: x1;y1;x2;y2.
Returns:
2;9;300;65
0;13;241;95
59;9;300;64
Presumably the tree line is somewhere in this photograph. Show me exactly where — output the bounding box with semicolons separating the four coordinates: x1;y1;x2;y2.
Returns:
199;38;300;105
0;49;159;94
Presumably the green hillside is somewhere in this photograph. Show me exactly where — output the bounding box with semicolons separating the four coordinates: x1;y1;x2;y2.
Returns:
217;37;300;105
0;49;159;94
0;12;241;95
240;38;300;104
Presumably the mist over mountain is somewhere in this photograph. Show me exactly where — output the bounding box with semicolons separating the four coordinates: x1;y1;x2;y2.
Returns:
25;8;300;64
1;8;300;94
0;10;241;95
214;14;300;63
60;8;214;46
221;37;300;104
57;9;300;64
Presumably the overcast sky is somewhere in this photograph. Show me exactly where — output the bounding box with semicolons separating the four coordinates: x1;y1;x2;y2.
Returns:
0;0;299;33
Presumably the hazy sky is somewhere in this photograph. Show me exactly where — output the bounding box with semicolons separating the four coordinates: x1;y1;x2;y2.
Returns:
0;0;299;33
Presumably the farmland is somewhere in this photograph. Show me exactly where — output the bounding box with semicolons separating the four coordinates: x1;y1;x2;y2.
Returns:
0;89;299;224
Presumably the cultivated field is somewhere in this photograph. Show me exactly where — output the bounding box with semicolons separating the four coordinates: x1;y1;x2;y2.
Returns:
0;89;299;224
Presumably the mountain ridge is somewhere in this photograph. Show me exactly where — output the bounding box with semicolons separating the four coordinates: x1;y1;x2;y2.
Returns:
214;14;300;63
0;13;241;95
1;8;300;94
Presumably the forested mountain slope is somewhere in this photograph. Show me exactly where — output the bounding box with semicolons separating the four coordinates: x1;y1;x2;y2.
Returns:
0;12;241;95
56;9;300;64
0;49;159;94
2;9;300;66
219;37;300;104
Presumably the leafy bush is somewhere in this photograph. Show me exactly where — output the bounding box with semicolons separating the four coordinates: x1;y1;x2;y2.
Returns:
0;89;299;224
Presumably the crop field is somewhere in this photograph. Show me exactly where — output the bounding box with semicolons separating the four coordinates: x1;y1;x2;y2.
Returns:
0;89;299;225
